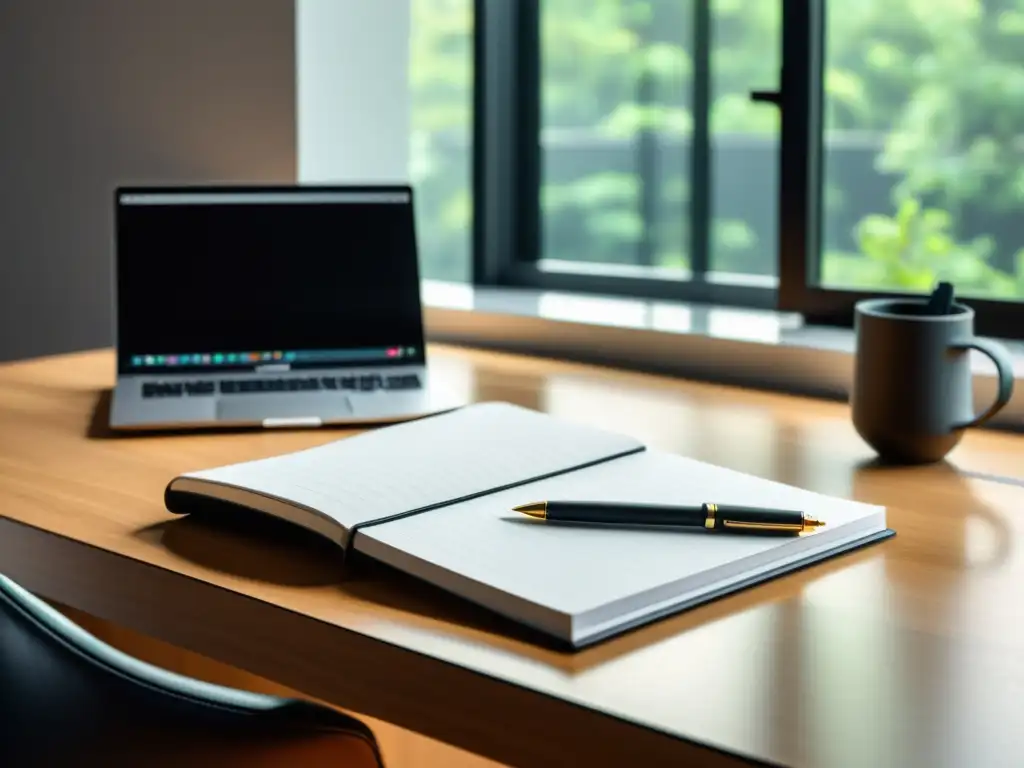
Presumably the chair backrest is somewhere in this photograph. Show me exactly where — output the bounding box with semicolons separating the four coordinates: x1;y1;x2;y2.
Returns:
0;575;384;767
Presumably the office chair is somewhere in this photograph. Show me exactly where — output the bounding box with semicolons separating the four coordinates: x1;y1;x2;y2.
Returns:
0;575;384;767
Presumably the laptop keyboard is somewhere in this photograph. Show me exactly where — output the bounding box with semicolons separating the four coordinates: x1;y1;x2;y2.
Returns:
141;374;421;398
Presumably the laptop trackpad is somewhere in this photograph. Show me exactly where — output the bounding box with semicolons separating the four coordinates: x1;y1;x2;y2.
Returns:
217;395;353;422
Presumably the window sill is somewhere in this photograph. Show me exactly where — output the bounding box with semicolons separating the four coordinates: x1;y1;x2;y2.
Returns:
421;280;1024;432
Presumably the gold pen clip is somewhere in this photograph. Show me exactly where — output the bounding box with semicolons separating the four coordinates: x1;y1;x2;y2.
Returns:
722;520;804;532
722;517;825;533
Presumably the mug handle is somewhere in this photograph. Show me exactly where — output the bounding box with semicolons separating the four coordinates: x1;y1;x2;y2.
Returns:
949;337;1016;429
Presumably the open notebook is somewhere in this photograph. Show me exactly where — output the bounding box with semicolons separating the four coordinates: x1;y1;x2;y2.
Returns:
165;402;891;647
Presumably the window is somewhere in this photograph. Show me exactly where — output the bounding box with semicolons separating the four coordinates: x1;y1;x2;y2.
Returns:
409;0;474;283
539;0;694;276
470;0;1024;338
820;0;1024;300
775;0;1024;336
536;0;780;283
474;0;776;307
711;0;780;280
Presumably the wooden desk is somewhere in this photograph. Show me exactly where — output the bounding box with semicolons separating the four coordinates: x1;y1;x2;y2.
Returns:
1;347;1023;767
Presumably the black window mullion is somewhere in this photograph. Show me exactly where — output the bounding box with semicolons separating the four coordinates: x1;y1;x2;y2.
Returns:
472;0;540;285
688;0;712;282
515;0;542;269
775;0;824;310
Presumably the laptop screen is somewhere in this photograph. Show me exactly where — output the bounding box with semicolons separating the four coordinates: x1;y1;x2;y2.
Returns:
114;187;425;374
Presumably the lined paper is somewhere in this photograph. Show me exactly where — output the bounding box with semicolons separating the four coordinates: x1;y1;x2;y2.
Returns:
355;450;886;641
177;402;643;531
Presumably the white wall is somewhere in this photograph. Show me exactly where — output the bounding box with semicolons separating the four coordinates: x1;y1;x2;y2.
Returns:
297;0;411;183
0;0;297;362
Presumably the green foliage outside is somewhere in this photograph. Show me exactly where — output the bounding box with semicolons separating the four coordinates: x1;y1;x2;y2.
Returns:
410;0;1024;298
823;198;1024;298
820;0;1024;297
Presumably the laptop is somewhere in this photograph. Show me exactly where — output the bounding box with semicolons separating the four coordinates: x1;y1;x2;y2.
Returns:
109;184;463;431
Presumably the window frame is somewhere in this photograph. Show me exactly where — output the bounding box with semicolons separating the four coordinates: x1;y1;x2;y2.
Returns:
773;0;1024;339
471;0;778;309
470;0;1024;338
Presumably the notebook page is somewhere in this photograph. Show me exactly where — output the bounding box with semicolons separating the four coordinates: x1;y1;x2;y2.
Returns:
177;402;643;531
355;450;885;633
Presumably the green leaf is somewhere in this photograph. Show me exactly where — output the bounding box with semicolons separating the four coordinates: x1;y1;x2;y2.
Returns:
857;214;902;262
919;208;952;233
921;232;954;257
895;197;921;231
825;69;868;117
891;262;936;290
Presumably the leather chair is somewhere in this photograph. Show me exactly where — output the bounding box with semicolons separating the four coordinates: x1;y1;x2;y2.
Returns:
0;575;385;767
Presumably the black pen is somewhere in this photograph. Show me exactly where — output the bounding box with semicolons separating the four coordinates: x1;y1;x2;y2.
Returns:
512;501;825;535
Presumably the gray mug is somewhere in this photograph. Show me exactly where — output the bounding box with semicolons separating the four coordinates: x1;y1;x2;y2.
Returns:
852;298;1015;464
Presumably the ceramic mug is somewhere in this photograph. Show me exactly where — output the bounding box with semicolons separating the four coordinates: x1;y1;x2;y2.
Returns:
851;298;1015;464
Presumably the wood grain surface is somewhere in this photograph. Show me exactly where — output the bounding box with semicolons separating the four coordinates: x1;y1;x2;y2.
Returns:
2;346;1023;767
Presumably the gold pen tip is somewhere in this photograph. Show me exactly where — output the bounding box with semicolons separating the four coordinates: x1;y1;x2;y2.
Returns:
803;517;826;530
513;501;547;519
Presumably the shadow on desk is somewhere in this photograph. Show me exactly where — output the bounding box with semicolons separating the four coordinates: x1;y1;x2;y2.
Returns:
87;389;240;440
135;510;566;650
136;512;342;587
88;389;185;440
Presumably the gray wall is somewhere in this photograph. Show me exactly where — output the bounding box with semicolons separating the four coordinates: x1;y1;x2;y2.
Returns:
0;0;296;362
